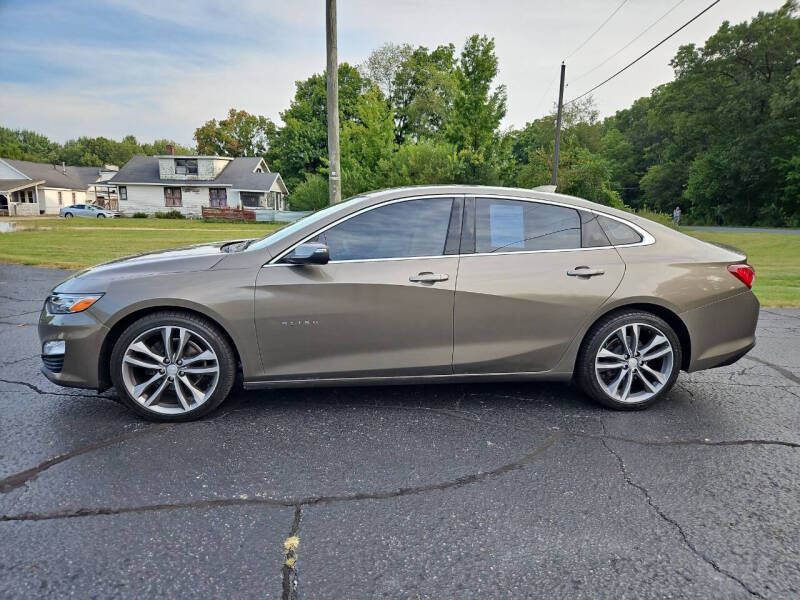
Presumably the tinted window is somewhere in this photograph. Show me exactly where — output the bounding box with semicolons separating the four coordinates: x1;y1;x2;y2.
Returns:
475;198;580;253
599;216;642;245
580;211;611;248
308;198;454;261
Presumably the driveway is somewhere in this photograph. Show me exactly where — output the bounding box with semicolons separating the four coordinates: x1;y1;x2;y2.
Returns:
1;263;798;599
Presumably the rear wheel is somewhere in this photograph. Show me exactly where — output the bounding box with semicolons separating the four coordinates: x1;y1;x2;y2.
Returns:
110;311;236;421
97;213;106;218
576;310;682;410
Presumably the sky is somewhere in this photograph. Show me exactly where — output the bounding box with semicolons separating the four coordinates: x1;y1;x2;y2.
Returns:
0;0;787;146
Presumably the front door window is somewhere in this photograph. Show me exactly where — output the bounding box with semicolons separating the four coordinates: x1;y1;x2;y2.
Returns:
306;197;454;261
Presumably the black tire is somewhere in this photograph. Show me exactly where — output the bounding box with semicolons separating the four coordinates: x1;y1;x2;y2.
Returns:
110;311;236;421
97;213;106;218
64;212;73;219
576;309;682;410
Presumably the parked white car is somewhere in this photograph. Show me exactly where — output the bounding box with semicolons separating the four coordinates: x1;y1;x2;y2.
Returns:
60;204;120;219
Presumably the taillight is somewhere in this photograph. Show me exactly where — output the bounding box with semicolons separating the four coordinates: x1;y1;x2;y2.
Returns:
727;264;755;289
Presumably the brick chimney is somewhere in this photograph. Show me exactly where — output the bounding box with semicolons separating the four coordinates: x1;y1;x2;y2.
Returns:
167;144;175;155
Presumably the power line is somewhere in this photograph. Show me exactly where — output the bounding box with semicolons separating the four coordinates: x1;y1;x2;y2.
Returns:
566;0;723;105
565;0;629;60
571;0;689;84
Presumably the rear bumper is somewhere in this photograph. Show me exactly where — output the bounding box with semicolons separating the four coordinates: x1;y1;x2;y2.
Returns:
682;290;759;372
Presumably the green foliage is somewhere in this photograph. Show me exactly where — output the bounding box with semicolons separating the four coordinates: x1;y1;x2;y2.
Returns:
340;87;396;197
153;210;185;219
266;63;367;190
288;174;329;211
608;1;800;225
131;212;148;218
194;108;276;157
0;127;192;167
377;141;460;187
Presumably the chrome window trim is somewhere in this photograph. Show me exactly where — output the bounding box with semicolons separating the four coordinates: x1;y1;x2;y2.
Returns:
264;192;654;267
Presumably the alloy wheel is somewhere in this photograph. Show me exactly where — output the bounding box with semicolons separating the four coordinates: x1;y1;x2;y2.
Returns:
120;326;220;415
594;323;674;404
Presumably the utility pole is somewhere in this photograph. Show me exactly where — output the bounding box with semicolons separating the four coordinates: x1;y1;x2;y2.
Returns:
551;61;566;187
326;0;341;205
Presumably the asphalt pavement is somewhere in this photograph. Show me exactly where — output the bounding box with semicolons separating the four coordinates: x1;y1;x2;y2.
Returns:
0;263;798;599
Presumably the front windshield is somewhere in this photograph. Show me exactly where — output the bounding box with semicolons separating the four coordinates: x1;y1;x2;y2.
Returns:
248;195;366;250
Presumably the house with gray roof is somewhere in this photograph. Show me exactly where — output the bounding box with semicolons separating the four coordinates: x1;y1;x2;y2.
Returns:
0;158;118;215
106;155;289;217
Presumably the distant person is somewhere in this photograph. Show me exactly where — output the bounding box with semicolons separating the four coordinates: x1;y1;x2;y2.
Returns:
673;206;682;227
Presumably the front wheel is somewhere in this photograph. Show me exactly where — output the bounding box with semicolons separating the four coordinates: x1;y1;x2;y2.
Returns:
576;310;682;410
64;212;73;219
110;311;236;421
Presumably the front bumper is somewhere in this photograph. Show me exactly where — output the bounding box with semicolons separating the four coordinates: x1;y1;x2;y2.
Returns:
681;290;760;372
38;306;110;390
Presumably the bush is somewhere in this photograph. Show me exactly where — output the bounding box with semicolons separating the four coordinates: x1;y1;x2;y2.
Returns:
131;212;148;218
289;173;329;211
153;210;185;219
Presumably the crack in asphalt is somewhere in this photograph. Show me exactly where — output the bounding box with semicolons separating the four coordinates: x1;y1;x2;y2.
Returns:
0;354;38;367
0;309;40;320
0;423;172;493
282;506;302;600
744;355;800;386
0;432;565;522
599;429;767;599
0;378;111;402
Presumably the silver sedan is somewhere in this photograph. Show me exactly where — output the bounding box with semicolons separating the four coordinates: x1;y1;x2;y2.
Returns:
59;203;120;218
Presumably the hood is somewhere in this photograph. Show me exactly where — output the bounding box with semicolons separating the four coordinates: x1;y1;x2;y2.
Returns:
55;242;234;291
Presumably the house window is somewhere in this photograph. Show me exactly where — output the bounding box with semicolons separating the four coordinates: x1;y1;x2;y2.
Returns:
209;188;227;207
27;190;33;202
71;192;76;202
164;187;182;206
240;192;261;208
175;159;198;175
119;186;127;201
58;191;63;206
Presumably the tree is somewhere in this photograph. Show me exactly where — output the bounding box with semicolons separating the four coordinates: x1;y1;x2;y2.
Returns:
361;42;412;98
391;44;458;143
194;109;276;157
266;63;367;189
446;35;506;154
340;87;396;196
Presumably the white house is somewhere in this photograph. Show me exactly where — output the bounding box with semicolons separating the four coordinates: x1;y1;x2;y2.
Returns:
106;155;289;217
0;158;117;216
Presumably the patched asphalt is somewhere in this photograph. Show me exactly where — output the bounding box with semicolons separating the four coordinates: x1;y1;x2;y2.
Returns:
0;263;798;599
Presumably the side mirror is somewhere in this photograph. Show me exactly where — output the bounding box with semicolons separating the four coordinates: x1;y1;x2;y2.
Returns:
285;242;329;265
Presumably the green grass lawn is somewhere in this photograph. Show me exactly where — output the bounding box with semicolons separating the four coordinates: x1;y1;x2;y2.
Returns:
0;218;797;306
0;218;283;269
686;230;800;307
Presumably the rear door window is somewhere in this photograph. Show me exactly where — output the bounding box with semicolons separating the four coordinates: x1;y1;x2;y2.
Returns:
475;198;581;253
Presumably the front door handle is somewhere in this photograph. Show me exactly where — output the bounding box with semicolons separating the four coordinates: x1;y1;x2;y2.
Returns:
409;272;449;283
567;266;605;278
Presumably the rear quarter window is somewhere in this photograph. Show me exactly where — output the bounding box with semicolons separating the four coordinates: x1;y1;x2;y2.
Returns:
598;216;642;245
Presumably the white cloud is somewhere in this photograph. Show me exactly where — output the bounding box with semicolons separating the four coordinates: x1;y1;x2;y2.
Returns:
1;0;787;143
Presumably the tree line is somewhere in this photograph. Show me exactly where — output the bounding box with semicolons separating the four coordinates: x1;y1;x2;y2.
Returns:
2;2;798;225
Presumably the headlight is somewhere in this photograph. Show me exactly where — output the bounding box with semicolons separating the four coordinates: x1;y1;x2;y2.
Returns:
46;293;103;314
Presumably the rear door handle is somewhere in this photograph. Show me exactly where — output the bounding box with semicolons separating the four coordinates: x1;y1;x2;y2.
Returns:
567;266;605;278
409;272;449;283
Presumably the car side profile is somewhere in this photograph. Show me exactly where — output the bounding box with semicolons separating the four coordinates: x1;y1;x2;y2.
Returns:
39;186;759;421
59;203;120;218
